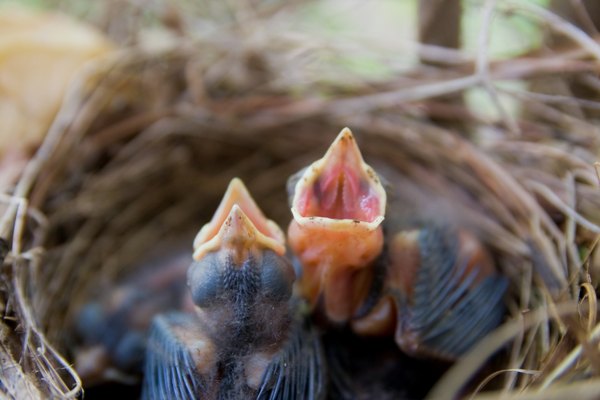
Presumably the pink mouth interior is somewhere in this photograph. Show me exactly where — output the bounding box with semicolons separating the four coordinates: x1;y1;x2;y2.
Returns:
296;163;381;222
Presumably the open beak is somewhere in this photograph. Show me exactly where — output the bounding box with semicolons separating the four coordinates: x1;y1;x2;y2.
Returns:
193;178;285;261
290;127;386;230
287;128;387;322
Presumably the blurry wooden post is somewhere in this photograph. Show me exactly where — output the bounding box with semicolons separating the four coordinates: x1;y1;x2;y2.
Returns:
529;1;600;118
418;0;466;131
418;0;461;51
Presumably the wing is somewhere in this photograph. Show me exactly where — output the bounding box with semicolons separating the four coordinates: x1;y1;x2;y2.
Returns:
141;312;216;400
395;226;507;360
256;316;327;400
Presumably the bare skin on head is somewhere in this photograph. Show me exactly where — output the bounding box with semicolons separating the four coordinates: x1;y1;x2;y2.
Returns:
288;128;387;323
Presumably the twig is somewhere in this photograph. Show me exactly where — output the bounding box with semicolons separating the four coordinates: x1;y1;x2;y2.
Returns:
469;369;540;400
539;318;600;389
528;181;600;233
329;75;481;114
474;379;600;400
498;87;600;111
502;1;600;61
427;302;579;400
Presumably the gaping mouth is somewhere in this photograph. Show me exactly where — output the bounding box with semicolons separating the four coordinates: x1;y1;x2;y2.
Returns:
193;178;285;260
291;128;386;229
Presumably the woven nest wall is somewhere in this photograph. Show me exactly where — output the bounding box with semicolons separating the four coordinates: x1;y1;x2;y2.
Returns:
2;1;600;399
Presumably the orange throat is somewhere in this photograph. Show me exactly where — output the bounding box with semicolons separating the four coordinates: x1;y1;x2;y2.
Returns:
288;219;383;323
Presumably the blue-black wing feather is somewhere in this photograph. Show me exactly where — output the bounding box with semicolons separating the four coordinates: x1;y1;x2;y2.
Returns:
400;226;507;359
256;316;326;400
141;312;210;400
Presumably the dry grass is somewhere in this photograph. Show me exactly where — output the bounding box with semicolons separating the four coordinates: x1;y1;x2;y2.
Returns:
1;0;600;398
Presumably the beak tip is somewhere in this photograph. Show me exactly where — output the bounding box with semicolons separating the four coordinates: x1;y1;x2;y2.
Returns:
334;126;354;142
340;126;352;134
228;177;245;192
226;204;248;232
326;127;362;161
340;127;354;139
229;202;242;214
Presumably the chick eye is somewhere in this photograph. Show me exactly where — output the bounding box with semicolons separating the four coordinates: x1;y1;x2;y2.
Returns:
260;251;295;302
187;257;222;308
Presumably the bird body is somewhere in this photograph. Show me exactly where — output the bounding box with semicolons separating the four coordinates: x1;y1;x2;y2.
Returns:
288;128;387;323
354;224;507;360
142;178;325;400
288;128;507;360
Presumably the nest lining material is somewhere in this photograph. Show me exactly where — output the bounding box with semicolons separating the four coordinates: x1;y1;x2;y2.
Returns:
2;3;600;400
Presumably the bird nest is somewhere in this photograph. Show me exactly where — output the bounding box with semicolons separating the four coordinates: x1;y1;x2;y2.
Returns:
2;2;600;399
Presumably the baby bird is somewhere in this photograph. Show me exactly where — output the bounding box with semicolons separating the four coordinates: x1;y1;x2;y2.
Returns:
287;128;387;323
142;178;326;400
288;128;507;360
354;223;507;360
